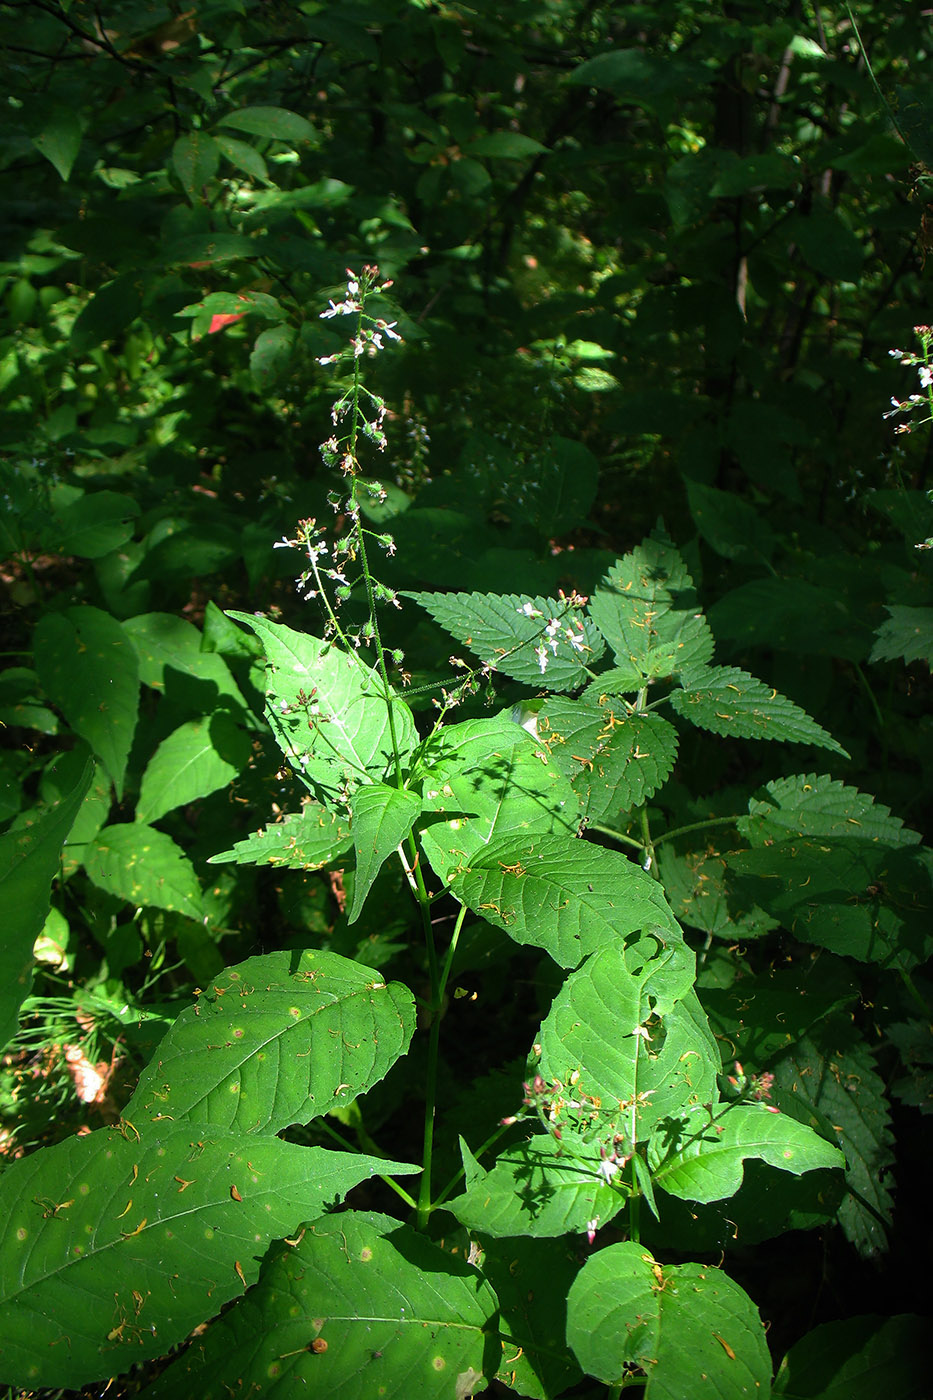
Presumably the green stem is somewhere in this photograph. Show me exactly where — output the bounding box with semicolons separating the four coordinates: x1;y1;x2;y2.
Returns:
416;902;468;1229
628;1155;641;1243
316;1118;418;1210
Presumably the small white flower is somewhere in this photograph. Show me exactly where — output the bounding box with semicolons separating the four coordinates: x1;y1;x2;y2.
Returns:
518;602;542;618
535;644;549;674
317;353;340;366
596;1156;619;1185
920;365;933;389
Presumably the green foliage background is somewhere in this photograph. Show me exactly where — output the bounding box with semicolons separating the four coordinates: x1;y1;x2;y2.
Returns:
1;0;931;1396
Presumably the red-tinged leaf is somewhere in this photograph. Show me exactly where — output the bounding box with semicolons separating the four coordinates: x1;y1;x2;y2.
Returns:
209;312;247;333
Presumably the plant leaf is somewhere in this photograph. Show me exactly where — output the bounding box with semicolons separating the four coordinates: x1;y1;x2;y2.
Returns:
671;665;849;756
34;606;140;799
216;106;317;143
0;760;92;1052
772;1029;894;1257
0;1128;416;1390
772;1314;928;1400
49;491;140;559
226;613;416;803
418;718;578;880
172;132;220;201
84;824;203;920
537;698;678;822
870;604;933;668
122;612;248;715
210;801;352;870
32;105;82;180
137;1211;493;1400
479;1237;583;1398
348;783;421;923
535;942;718;1144
587;529;714;690
137;714;252;825
726;839;933;969
125;949;416;1133
451;832;681;969
650;1102;844;1204
566;1241;772;1396
406;590;603;691
738;773;922;847
446;1131;626;1239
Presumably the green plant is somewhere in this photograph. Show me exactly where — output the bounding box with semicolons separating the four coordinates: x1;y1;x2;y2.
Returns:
1;268;928;1398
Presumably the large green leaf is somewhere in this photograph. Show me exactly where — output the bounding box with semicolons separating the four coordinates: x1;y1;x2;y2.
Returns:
870;604;933;668
216;105;317;143
773;1314;928;1400
772;1028;894;1257
33;606;140;799
418;718;578;881
566;1242;772;1397
658;845;778;942
49;491;140;559
479;1237;583;1399
84;824;203;920
446;1132;626;1239
587;530;714;690
406;589;603;691
348;782;422;923
650;1102;844;1204
451;832;681;969
739;773;922;847
0;1128;416;1390
537;698;678;822
125;949;416;1133
210;801;352;870
671;666;848;756
700;958;858;1068
122;612;248;715
535;941;718;1145
172;131;220;201
726;839;933;969
136;713;252;825
0;760;92;1052
226;613;416;803
138;1211;493;1400
31;104;82;180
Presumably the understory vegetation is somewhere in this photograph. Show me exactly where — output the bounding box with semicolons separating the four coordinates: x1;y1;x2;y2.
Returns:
0;2;931;1396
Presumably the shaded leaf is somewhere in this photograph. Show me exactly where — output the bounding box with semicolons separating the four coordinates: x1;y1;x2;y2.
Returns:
772;1314;927;1400
34;606;140;799
216;106;317;143
32;105;82;180
0;760;92;1052
738;773;922;847
772;1029;894;1257
172;132;220;201
870;604;933;668
49;491;140;559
